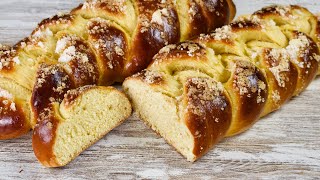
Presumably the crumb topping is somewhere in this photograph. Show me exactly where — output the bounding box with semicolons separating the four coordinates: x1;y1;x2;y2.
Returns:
186;77;225;116
177;42;202;57
82;0;127;13
55;35;98;83
55;35;79;54
87;17;111;35
188;2;197;19
151;8;169;26
34;65;69;94
64;85;96;106
232;61;266;103
0;88;13;99
140;14;151;33
272;90;281;103
32;28;53;40
257;80;266;104
233;61;257;95
210;25;233;41
134;70;163;84
0;46;17;70
286;34;311;68
0;89;17;114
267;49;290;87
255;5;297;19
87;18;126;70
274;5;291;17
37;107;53;123
10;102;17;111
158;44;177;55
312;53;320;62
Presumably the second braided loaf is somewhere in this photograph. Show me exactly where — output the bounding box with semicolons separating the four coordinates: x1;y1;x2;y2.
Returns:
123;5;320;161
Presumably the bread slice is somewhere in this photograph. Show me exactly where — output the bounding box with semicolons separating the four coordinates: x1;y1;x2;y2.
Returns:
32;85;132;167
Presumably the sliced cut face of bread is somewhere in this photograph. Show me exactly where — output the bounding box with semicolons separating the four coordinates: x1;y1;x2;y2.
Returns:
32;85;132;167
123;71;232;162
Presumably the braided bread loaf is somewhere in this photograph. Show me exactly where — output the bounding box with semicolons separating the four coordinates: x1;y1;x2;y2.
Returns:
0;0;236;140
123;5;320;162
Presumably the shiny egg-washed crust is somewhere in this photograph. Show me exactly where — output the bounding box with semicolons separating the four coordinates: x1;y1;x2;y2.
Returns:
0;0;236;140
123;5;320;161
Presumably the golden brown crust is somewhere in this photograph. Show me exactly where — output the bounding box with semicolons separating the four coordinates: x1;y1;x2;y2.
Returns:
286;31;319;95
87;18;128;84
0;97;30;140
199;0;234;31
259;48;298;116
226;0;236;22
317;15;320;42
36;14;74;31
31;65;74;122
55;35;99;87
183;0;209;39
184;77;232;157
224;60;268;136
125;0;180;76
32;105;59;167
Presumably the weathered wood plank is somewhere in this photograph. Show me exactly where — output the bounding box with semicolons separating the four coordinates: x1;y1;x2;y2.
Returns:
0;0;319;179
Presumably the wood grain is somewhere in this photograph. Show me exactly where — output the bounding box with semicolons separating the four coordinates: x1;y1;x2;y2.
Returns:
0;0;319;179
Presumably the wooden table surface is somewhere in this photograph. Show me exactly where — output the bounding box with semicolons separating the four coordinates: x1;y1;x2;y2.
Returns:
0;0;319;179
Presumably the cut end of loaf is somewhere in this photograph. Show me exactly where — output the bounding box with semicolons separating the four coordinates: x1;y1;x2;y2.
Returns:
32;86;132;167
123;78;197;161
123;75;232;162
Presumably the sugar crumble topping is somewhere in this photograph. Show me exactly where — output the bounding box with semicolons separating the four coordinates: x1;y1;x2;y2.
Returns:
312;53;320;62
256;80;266;104
177;42;202;57
32;28;53;40
211;25;233;41
188;2;197;18
151;8;169;26
187;77;225;116
286;34;311;68
0;45;17;70
267;49;290;87
135;70;163;84
275;6;290;17
55;36;97;81
64;85;96;106
36;107;53;124
10;102;17;111
140;14;151;33
0;89;13;99
55;35;79;54
87;17;111;35
82;0;127;13
87;18;126;70
272;90;281;103
0;89;17;113
158;44;177;55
